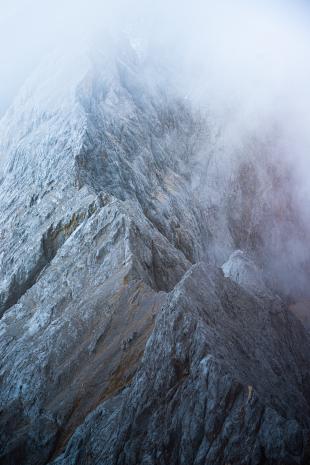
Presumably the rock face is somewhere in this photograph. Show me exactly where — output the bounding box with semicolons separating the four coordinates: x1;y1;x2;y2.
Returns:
0;41;310;465
52;264;310;465
222;250;271;297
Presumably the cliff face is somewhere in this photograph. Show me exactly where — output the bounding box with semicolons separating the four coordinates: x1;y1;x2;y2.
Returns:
0;43;310;465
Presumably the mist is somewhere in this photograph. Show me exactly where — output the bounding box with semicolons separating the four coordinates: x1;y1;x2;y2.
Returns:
2;0;310;118
2;0;310;151
1;0;310;297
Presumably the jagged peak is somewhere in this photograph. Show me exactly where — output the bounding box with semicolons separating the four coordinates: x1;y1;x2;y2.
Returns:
0;36;176;179
222;249;271;297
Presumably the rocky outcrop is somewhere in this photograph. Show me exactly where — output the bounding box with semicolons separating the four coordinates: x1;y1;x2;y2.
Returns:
51;264;310;465
222;250;271;297
0;190;192;465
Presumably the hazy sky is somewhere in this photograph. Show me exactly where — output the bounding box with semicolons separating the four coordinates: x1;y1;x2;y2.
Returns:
1;0;310;117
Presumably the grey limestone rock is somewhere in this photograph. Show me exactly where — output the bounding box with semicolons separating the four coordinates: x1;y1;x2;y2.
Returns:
0;41;310;465
51;264;310;465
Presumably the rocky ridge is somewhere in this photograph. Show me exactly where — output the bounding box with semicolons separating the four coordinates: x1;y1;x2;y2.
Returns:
0;42;310;465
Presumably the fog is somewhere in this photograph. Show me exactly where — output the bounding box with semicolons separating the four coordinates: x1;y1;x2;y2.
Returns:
2;0;310;120
1;0;310;297
2;0;310;149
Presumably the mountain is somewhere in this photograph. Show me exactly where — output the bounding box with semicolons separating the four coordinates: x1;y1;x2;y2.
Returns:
0;41;310;465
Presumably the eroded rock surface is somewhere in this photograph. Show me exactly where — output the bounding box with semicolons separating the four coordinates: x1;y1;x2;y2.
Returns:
0;41;310;465
52;264;310;465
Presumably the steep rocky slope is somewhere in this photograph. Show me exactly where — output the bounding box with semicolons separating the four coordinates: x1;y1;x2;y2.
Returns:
0;42;310;465
52;263;310;465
